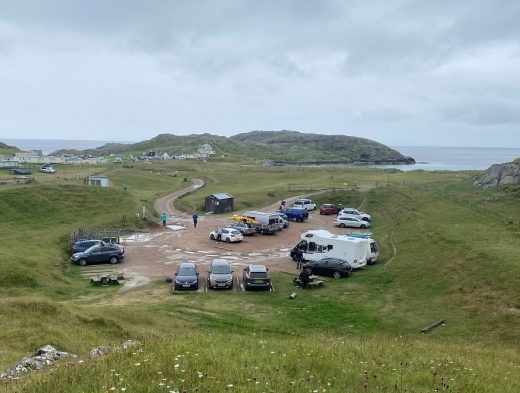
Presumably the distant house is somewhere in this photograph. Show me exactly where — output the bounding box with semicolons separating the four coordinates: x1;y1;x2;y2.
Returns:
197;143;215;157
159;152;171;160
88;175;109;187
14;152;42;163
0;160;18;168
205;192;234;213
113;156;123;164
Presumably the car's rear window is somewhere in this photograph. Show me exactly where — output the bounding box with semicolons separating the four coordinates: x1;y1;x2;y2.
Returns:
250;272;268;279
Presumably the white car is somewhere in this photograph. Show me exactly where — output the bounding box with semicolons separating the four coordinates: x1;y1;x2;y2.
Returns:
293;198;317;211
209;228;243;243
338;208;371;222
334;216;370;229
40;166;56;173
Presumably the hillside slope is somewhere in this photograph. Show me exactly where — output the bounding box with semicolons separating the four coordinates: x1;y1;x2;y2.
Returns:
51;131;415;165
231;130;415;164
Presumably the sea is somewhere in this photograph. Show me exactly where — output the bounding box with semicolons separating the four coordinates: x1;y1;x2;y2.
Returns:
1;138;520;171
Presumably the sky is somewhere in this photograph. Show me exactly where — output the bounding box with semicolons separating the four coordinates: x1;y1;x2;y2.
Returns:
0;0;519;147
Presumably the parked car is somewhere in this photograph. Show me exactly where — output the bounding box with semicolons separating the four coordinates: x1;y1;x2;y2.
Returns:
277;207;308;222
71;239;107;254
293;199;317;211
302;258;353;279
271;212;289;228
338;208;371;222
319;204;340;215
228;222;257;236
334;216;370;229
40;166;56;173
71;244;124;266
208;259;234;289
174;262;199;290
209;228;244;243
11;168;32;175
243;264;271;290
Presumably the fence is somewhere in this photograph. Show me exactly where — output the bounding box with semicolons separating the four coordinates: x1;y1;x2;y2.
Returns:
288;182;378;192
69;228;123;245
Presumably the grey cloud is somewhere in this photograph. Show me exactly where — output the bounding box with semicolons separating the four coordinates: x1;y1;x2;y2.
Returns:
442;101;520;126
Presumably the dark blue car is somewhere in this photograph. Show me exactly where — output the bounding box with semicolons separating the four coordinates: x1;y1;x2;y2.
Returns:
71;239;106;255
174;262;199;290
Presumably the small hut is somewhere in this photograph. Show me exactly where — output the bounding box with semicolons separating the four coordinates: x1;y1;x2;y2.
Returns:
89;175;109;187
205;192;234;213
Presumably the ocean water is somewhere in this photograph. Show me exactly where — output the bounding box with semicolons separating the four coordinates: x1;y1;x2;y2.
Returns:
0;138;134;155
378;146;520;171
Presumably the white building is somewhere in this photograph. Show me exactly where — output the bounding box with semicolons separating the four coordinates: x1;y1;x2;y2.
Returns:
89;175;109;187
197;143;215;156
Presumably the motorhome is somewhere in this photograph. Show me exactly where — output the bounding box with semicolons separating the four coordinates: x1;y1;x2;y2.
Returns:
244;211;283;234
292;230;379;269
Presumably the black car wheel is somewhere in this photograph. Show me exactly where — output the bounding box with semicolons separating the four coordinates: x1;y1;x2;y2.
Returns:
340;223;346;228
110;256;118;264
210;234;215;240
361;224;367;229
226;237;231;243
333;271;342;279
78;258;87;266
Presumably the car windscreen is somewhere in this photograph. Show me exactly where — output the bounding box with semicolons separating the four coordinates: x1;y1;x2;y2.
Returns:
178;267;197;276
250;272;268;278
211;265;230;274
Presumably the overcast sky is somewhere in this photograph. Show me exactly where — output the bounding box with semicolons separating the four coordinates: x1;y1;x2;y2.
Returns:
1;0;519;147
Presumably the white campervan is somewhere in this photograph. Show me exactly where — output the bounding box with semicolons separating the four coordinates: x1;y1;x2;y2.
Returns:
293;230;379;269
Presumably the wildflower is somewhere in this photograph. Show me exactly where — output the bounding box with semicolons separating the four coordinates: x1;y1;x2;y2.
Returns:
121;389;126;392
174;364;180;368
134;363;141;366
227;384;234;387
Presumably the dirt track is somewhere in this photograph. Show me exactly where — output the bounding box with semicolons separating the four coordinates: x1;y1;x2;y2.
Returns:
81;180;370;285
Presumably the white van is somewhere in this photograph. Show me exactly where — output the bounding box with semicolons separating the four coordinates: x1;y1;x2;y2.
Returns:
292;230;379;268
244;211;283;234
293;199;317;211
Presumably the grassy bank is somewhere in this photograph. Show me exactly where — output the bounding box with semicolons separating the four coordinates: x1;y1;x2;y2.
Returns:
0;161;518;391
8;332;520;392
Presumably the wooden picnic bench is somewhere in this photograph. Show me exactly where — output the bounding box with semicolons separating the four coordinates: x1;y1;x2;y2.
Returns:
90;273;125;286
293;275;325;288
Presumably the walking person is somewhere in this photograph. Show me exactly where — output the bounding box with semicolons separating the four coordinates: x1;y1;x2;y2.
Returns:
296;249;304;270
192;213;199;228
162;212;167;227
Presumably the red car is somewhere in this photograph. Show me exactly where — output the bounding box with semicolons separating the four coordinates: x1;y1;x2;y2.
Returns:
319;204;339;215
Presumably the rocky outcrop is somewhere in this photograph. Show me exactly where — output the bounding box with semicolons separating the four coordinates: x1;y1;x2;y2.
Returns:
474;159;520;189
0;345;73;380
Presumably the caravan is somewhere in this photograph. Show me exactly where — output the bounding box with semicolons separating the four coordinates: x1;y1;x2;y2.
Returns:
291;230;379;269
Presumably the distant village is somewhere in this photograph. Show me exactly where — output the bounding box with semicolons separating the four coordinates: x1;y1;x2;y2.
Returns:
0;143;216;168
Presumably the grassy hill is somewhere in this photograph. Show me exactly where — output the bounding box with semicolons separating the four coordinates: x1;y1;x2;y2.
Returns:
1;162;519;392
0;141;19;156
231;130;415;164
50;131;415;164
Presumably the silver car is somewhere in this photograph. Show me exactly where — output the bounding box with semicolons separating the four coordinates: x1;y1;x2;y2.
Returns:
208;259;234;289
333;216;370;229
228;222;257;236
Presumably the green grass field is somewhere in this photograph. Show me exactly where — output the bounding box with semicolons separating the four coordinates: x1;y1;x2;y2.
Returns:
0;162;518;392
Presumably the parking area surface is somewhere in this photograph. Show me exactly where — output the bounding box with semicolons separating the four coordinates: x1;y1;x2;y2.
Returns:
117;210;369;283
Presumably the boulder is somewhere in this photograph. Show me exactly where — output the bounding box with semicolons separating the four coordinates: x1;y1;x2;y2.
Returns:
474;160;520;189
